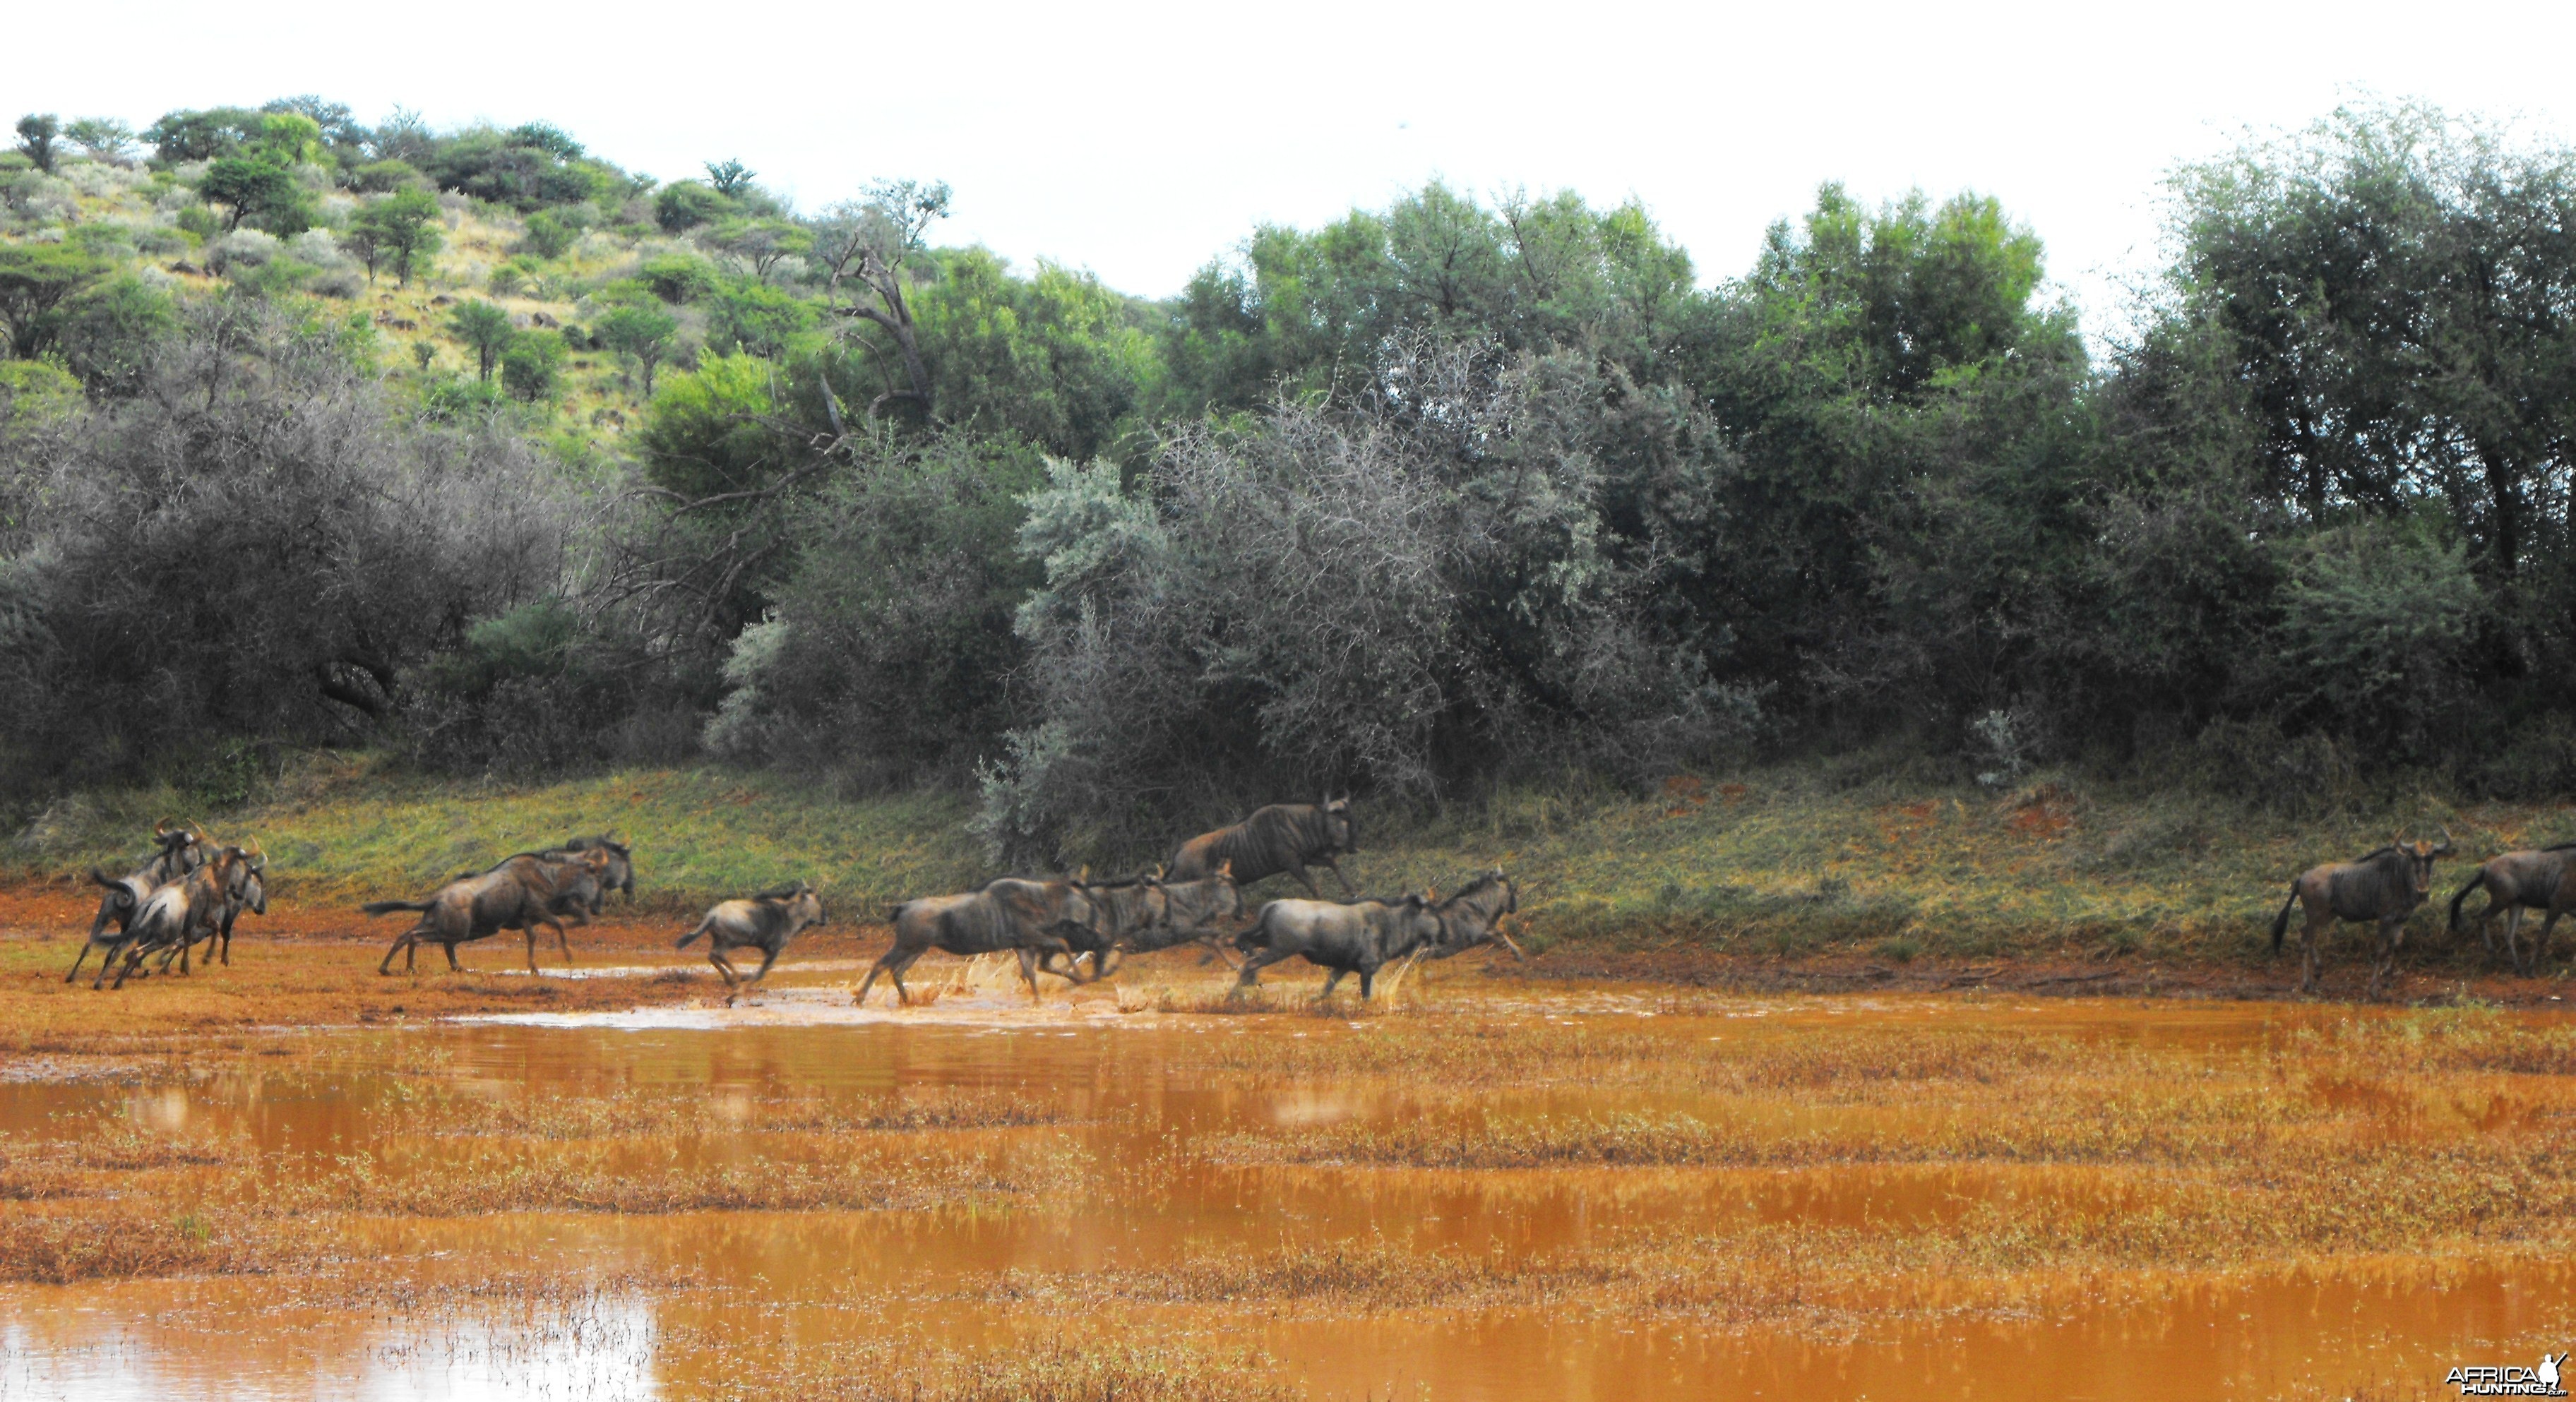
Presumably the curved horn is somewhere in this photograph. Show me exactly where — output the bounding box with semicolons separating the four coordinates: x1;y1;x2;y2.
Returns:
154;819;174;839
2435;825;2455;854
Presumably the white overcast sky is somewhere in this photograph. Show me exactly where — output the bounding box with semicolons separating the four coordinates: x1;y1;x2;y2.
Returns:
15;1;2576;337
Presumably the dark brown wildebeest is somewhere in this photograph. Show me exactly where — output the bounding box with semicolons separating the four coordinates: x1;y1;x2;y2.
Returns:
470;835;635;918
857;877;1102;1007
677;882;827;992
72;821;209;981
1168;798;1357;899
367;848;614;975
2270;832;2452;997
156;843;267;974
1093;863;1248;975
103;846;260;990
1234;892;1445;1000
2447;843;2576;975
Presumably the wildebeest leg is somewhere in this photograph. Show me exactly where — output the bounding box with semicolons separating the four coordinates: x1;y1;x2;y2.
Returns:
2536;907;2564;971
710;948;739;987
2367;917;2401;1000
524;923;542;975
2298;906;2323;995
1015;948;1043;1002
66;942;93;984
750;945;780;984
1287;864;1322;899
1358;963;1378;1000
2503;906;2529;976
1318;968;1346;998
1235;947;1292;988
1320;855;1357;899
443;940;463;973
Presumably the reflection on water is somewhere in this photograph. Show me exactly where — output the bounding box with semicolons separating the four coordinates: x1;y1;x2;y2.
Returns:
2;988;2569;1398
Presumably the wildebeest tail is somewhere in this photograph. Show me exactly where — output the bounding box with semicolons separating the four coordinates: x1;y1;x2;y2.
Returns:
89;868;126;892
2447;869;2488;934
361;899;434;917
2270;882;2299;954
675;916;713;949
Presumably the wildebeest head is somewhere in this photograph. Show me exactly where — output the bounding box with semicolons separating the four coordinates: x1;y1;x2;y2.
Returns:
236;843;269;916
2391;829;2453;899
762;880;824;928
562;835;636;900
1319;796;1356;854
145;820;207;883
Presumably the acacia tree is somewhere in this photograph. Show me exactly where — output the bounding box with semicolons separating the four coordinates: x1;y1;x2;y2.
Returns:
13;114;59;172
351;188;443;286
448;300;515;381
810;179;950;419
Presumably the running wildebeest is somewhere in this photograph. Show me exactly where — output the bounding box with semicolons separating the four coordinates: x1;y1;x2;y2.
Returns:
1234;892;1445;1000
857;877;1102;1007
676;881;826;991
1167;798;1359;899
70;822;210;983
157;843;266;973
367;848;613;975
499;835;633;913
2270;832;2452;997
1090;863;1248;975
1422;871;1526;961
2447;842;2576;975
105;845;261;990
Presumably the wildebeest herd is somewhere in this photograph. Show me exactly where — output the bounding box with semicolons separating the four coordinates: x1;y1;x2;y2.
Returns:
56;805;2575;1000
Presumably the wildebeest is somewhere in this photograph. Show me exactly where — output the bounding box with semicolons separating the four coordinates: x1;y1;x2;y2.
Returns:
103;845;261;990
71;821;209;981
2447;843;2576;975
1234;892;1444;1000
367;848;613;975
155;843;267;974
676;882;826;991
857;877;1102;1007
1422;871;1526;961
1092;863;1248;974
471;835;635;914
1168;798;1358;899
2270;832;2452;997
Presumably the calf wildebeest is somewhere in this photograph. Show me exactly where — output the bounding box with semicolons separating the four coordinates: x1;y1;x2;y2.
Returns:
1234;892;1445;1000
1424;871;1526;960
367;848;613;975
1092;863;1248;975
2447;843;2576;976
103;845;260;990
857;877;1102;1007
2270;832;2452;997
676;882;827;991
1167;798;1358;899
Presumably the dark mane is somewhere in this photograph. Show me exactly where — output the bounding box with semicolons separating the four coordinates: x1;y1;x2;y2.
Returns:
1441;872;1509;907
751;882;805;902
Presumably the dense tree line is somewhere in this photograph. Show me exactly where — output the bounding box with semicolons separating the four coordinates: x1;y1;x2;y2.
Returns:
5;97;2573;854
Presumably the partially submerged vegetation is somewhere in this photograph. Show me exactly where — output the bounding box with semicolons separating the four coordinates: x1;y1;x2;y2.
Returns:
0;988;2567;1394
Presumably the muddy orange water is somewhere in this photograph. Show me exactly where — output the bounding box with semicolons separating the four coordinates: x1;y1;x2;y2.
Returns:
3;976;2571;1400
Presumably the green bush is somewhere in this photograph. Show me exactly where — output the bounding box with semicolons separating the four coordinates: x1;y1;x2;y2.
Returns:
499;334;565;402
638;253;719;304
518;208;579;259
654;179;729;232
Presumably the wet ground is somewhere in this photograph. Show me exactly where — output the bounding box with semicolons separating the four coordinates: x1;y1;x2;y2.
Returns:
1;958;2571;1399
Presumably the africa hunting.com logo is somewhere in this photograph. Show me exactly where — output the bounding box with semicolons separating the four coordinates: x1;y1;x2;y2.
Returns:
2447;1353;2569;1397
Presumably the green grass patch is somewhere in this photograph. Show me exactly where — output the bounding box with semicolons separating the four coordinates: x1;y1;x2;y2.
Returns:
12;755;2575;969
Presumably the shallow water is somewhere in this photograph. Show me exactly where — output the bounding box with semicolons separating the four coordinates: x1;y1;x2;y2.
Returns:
4;983;2570;1399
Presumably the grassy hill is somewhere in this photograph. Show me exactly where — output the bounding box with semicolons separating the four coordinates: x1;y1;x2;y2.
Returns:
11;753;2570;980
